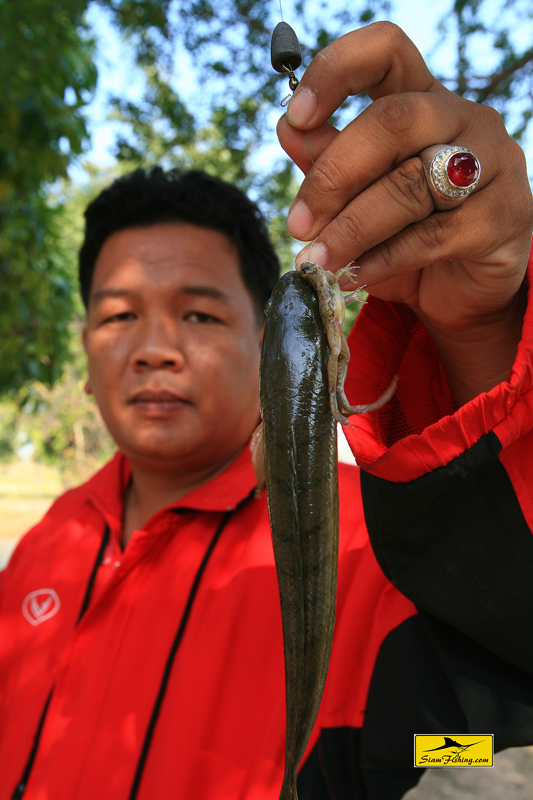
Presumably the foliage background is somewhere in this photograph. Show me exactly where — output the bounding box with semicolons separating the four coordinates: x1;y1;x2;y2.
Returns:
1;0;532;484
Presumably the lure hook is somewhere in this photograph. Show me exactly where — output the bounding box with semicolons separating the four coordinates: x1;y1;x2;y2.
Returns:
271;21;302;106
281;64;300;107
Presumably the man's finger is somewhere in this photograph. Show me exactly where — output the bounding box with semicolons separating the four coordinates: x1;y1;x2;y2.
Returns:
276;116;338;174
293;157;434;271
281;94;500;243
325;190;526;298
285;22;437;131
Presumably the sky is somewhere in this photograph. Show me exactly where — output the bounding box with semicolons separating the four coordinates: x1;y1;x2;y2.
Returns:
81;0;533;173
82;0;445;166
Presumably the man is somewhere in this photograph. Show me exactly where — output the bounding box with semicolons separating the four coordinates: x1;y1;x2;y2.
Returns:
1;22;532;800
78;168;277;545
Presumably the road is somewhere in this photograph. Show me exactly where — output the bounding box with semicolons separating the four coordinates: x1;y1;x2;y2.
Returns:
405;746;533;799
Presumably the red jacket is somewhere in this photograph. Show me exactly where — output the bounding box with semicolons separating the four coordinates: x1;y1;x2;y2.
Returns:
1;254;533;800
0;450;415;800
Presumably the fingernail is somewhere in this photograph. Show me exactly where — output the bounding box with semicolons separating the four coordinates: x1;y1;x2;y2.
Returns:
295;242;328;270
287;88;317;127
287;201;313;239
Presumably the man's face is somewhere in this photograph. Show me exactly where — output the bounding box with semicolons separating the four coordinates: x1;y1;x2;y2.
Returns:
83;223;264;476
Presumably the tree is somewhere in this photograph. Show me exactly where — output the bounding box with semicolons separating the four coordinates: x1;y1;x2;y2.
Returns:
437;0;533;139
95;0;533;287
0;0;97;392
1;0;532;475
4;329;116;486
99;0;533;162
3;0;532;396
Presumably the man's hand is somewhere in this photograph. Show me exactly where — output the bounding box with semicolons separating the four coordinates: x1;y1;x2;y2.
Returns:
277;22;533;405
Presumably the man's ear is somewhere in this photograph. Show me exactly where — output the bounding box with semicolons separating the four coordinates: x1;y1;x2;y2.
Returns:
258;318;266;349
81;327;91;395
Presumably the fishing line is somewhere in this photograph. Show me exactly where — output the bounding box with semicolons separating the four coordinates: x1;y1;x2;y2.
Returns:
272;9;364;282
272;6;320;272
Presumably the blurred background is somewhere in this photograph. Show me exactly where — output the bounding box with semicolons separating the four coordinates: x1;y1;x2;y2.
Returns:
1;0;532;539
1;1;532;792
2;0;533;554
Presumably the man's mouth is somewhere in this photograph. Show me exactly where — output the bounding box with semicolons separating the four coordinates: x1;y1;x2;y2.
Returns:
129;389;189;417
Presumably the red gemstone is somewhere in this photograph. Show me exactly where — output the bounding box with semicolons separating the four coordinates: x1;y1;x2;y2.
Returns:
447;152;479;187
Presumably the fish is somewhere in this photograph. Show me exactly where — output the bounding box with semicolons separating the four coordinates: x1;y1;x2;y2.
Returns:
255;265;396;800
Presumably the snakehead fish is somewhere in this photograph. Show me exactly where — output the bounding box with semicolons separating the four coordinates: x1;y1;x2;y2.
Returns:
259;269;338;800
255;265;396;800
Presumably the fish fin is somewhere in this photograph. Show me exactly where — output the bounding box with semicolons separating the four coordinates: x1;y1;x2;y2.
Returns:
250;421;265;498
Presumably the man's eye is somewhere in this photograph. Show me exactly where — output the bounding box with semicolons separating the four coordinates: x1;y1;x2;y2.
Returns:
186;311;219;324
104;312;135;323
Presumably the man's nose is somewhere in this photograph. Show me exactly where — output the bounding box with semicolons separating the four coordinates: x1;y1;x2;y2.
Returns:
130;318;185;370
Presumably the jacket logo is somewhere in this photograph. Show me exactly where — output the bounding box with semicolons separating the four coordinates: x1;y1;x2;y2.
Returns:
22;589;61;626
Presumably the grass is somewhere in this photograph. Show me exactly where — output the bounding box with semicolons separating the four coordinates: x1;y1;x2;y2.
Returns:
0;460;64;541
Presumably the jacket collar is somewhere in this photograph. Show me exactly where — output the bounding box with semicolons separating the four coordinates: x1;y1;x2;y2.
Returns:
83;444;259;527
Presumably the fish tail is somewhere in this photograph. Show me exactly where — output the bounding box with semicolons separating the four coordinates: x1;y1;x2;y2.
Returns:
278;767;299;800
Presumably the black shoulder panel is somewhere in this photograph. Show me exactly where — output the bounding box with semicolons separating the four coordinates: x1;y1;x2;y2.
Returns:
298;613;533;799
360;430;533;675
298;723;422;800
362;614;533;762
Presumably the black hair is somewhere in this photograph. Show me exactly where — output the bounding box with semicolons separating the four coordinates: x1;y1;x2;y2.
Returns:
78;167;280;318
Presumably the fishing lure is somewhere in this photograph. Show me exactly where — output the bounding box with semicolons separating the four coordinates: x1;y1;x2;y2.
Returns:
271;20;302;105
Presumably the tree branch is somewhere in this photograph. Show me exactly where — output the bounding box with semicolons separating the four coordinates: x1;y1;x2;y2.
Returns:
474;47;533;103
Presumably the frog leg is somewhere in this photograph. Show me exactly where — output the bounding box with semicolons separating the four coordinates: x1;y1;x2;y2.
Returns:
301;265;350;425
327;264;358;286
300;262;393;422
325;320;350;426
329;270;397;416
327;265;367;308
343;288;367;305
339;373;399;417
335;335;353;422
334;290;399;417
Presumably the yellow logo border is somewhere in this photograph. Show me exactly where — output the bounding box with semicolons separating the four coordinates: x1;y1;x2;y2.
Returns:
414;734;494;768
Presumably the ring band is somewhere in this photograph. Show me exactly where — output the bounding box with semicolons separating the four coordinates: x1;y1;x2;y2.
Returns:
420;145;481;209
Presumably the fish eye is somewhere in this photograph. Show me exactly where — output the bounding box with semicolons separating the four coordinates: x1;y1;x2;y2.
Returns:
264;297;273;317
